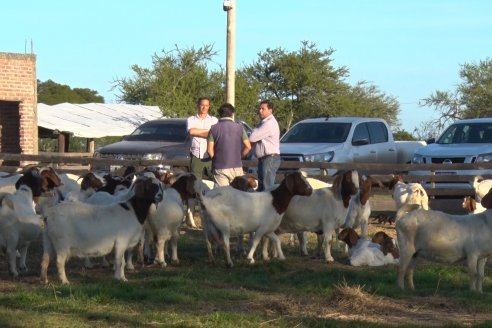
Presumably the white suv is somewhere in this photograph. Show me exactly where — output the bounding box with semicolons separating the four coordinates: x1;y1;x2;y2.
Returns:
411;118;492;191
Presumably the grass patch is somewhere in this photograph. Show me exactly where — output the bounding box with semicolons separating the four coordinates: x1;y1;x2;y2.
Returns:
0;229;491;327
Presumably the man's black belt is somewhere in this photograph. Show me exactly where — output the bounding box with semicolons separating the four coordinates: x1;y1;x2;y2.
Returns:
258;154;279;160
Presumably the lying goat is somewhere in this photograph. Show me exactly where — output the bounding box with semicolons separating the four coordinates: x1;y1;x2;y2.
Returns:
338;228;398;266
396;188;492;293
40;175;163;284
199;171;313;267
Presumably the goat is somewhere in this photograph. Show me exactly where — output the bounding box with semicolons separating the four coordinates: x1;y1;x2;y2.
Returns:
40;175;163;284
144;174;197;267
338;228;398;266
343;176;382;239
198;171;313;267
472;176;492;201
388;175;429;221
203;175;258;264
275;170;359;263
462;195;486;214
396;188;492;293
0;170;46;277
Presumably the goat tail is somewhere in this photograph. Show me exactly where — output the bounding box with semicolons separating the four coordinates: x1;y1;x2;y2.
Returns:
395;203;422;222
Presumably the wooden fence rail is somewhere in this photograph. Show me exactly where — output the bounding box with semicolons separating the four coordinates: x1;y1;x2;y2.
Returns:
1;152;491;197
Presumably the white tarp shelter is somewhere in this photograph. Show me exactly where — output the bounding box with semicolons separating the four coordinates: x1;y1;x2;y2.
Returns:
37;103;163;138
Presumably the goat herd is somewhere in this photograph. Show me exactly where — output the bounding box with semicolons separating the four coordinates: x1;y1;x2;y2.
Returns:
1;165;492;293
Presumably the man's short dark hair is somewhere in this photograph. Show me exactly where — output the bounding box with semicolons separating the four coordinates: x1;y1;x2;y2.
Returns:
218;103;235;118
197;96;211;105
260;99;273;111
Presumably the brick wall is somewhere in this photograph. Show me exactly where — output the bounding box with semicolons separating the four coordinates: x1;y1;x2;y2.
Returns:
0;52;38;156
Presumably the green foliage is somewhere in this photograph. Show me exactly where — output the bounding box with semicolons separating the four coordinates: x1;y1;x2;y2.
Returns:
242;41;401;131
113;41;401;132
113;44;225;118
38;79;104;105
420;57;492;133
393;129;416;141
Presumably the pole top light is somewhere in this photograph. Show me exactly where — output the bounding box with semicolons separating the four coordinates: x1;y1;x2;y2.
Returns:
223;0;232;11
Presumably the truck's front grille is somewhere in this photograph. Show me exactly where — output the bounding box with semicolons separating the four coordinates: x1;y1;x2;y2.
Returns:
279;154;304;172
280;154;304;162
431;157;466;164
98;153;143;161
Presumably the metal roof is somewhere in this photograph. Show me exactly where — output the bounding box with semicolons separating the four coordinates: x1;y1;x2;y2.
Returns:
37;103;164;138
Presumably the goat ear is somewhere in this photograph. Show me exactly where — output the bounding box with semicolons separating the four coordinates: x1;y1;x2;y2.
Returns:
338;228;349;243
0;197;15;211
284;173;296;192
349;229;359;247
470;197;477;212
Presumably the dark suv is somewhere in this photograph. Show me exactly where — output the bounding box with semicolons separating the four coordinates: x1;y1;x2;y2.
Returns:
93;118;252;171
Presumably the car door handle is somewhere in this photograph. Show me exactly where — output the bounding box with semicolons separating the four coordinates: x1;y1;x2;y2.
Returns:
370;150;376;154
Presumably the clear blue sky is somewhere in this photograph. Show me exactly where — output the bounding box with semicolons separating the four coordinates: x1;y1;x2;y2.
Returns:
2;0;491;133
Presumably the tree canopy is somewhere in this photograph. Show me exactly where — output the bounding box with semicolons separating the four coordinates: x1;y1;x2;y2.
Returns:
420;58;492;133
38;79;104;104
113;45;225;118
113;42;401;132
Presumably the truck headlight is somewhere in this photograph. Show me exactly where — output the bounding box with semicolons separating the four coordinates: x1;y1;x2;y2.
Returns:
411;154;424;164
142;153;163;160
476;153;492;163
304;151;334;162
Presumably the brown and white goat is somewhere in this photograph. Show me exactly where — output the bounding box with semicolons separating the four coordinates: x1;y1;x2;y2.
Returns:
40;175;163;284
144;174;197;267
275;170;359;263
338;228;399;266
198;171;313;267
343;176;383;239
0;170;46;277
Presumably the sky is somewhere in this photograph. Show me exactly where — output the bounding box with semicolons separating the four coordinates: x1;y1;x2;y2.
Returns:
1;0;491;133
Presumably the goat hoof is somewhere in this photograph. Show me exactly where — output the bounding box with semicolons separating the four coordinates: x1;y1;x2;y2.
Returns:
19;266;28;273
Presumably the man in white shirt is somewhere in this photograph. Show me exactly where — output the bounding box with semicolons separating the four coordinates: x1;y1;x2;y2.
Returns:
187;97;218;179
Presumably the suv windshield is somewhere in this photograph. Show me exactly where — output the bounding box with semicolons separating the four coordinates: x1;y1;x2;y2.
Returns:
124;121;188;142
281;122;352;143
437;123;492;144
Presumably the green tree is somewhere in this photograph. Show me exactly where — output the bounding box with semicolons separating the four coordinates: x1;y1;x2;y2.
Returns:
393;129;416;141
38;79;104;104
113;45;224;118
243;41;400;131
420;58;492;132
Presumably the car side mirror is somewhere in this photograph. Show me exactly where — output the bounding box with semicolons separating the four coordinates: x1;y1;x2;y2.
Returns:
352;138;369;146
426;137;435;144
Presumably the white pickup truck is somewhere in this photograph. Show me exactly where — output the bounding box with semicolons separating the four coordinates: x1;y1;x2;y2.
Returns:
279;117;426;176
410;118;492;191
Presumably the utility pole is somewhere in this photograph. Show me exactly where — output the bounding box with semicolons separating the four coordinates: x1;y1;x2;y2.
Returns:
223;0;235;106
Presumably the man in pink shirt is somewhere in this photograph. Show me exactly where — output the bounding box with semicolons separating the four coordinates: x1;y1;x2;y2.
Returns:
249;100;281;191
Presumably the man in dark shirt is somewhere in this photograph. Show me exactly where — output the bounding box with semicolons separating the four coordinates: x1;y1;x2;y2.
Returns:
207;103;251;186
